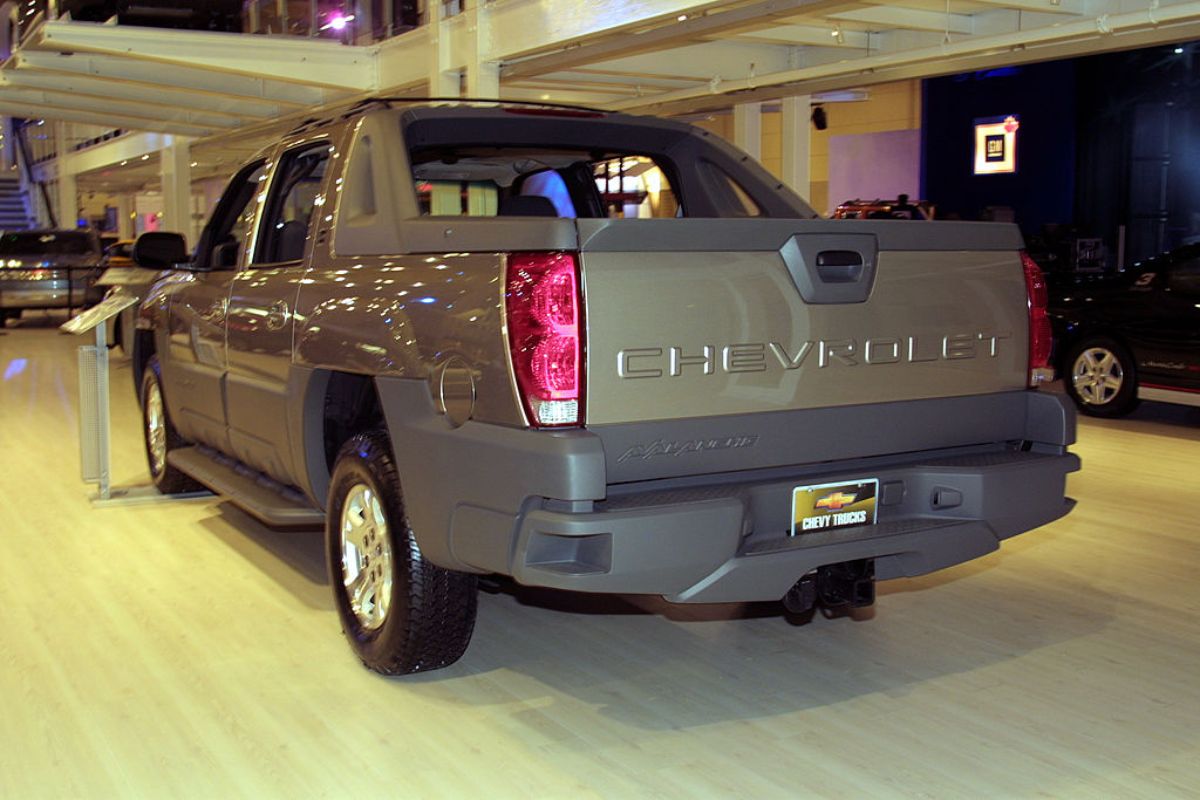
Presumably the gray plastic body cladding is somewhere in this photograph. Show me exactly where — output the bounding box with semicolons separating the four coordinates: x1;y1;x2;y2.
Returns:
513;448;1078;602
377;379;1075;594
376;376;606;572
596;390;1074;484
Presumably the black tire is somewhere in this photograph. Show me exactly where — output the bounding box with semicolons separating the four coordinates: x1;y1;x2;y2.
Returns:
326;431;478;675
140;355;202;493
1064;336;1139;417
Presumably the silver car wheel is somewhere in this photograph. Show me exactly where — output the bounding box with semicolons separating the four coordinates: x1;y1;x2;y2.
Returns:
1072;346;1124;406
340;483;393;631
145;378;168;475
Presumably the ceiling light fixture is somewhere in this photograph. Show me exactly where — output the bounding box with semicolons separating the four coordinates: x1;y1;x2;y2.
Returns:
319;13;354;32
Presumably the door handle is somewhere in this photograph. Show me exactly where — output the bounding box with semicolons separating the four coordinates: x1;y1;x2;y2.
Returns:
265;301;289;331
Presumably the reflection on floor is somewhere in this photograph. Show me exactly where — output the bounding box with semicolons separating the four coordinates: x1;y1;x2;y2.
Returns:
2;313;1199;798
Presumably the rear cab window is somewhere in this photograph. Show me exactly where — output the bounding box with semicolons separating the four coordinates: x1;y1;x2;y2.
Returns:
411;148;682;219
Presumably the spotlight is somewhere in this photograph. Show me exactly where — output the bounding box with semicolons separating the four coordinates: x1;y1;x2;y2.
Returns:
811;105;828;130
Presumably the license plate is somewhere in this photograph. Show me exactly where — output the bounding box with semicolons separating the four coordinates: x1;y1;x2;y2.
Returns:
790;479;879;536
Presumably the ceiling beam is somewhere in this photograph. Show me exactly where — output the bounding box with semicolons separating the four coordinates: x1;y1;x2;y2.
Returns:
0;101;218;137
829;7;974;34
732;23;871;48
500;0;857;80
0;69;285;118
506;77;646;95
0;85;246;129
611;1;1200;114
12;51;334;107
970;0;1084;14
567;39;797;83
68;133;179;174
28;20;375;91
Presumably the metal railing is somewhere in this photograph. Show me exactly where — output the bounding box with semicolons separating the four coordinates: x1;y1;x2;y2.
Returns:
13;119;56;228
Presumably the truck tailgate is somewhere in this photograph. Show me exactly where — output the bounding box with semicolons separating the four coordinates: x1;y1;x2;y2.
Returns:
578;218;1029;425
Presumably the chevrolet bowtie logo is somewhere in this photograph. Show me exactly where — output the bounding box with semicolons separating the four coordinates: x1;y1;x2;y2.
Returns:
815;491;857;511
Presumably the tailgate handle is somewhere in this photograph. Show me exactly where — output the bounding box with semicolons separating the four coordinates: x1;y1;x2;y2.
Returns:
815;250;864;283
779;233;877;304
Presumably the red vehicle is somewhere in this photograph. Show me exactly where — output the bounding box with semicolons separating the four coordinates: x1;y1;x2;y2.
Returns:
832;195;934;220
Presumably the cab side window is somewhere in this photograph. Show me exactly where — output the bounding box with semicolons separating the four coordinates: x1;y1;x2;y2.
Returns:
253;143;332;266
198;161;267;270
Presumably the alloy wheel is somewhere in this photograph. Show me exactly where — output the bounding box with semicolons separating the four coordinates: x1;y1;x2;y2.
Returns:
1072;346;1124;406
145;380;167;475
339;482;394;630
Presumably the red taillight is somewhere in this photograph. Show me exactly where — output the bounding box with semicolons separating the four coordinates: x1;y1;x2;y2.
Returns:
506;252;583;427
1022;251;1054;386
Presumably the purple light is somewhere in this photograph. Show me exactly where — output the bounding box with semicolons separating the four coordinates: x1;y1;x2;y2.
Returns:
319;12;355;32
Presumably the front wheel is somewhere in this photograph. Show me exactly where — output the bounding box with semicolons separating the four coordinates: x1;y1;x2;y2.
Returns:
140;356;202;493
326;431;478;674
1065;336;1139;417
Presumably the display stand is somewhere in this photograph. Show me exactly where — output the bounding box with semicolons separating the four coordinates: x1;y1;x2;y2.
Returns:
60;291;208;506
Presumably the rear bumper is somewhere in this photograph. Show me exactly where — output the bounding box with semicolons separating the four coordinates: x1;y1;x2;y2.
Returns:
0;275;100;309
509;449;1077;603
377;378;1078;604
0;282;72;308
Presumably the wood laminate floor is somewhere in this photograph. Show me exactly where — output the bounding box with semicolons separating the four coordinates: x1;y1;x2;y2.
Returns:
1;313;1198;799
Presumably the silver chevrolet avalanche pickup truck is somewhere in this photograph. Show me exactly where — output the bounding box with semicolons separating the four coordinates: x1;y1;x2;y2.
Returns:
130;100;1079;674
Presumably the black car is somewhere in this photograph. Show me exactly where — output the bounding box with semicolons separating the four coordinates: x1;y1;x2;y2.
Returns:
1049;243;1200;416
0;230;105;326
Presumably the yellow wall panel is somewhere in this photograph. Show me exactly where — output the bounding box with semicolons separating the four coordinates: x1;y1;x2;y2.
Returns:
670;80;921;212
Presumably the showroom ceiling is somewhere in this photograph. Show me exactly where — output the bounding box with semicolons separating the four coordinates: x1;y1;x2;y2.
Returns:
4;0;1200;188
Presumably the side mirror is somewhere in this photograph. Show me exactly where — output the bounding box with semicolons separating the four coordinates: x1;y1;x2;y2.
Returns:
132;232;189;270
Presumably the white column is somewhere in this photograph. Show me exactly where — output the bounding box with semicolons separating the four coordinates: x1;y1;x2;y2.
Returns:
116;194;135;239
468;62;500;99
465;1;499;98
54;122;77;228
428;2;460;96
159;136;193;242
781;94;811;201
56;172;78;229
733;102;762;160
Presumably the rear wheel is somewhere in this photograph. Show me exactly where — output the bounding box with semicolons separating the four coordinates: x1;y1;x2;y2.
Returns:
1066;336;1139;417
326;431;478;674
140;356;202;493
